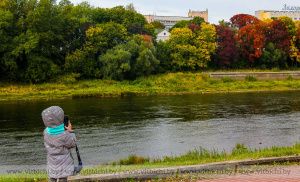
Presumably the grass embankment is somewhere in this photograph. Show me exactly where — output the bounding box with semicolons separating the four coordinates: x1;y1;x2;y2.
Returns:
1;72;300;100
1;142;300;182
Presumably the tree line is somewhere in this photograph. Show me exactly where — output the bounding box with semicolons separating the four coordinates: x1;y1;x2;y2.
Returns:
1;0;300;83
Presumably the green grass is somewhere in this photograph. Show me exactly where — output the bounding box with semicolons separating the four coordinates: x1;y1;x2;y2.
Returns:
113;142;300;166
1;72;300;100
1;142;300;182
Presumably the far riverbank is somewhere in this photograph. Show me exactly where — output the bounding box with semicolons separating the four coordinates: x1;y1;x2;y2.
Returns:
2;72;300;100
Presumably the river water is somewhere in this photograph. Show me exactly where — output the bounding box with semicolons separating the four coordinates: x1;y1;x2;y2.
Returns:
1;91;300;167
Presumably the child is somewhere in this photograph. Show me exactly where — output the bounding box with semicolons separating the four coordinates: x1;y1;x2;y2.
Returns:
42;106;76;182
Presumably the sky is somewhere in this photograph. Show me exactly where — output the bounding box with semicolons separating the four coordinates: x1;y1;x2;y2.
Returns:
70;0;300;24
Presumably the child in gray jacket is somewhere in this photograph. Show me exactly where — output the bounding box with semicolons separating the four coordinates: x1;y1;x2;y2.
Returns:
42;106;76;182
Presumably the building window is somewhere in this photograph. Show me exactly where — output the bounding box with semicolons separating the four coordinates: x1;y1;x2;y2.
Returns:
295;18;297;20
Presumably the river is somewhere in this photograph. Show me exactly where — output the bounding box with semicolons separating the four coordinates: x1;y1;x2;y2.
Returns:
1;91;300;167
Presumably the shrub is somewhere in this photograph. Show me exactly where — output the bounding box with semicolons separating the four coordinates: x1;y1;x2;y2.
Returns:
221;76;233;83
119;155;149;165
55;73;81;84
245;75;257;82
286;74;294;81
207;78;220;84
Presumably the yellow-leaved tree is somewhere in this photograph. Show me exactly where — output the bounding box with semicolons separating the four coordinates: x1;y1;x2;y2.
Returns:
278;16;300;65
290;36;300;64
168;23;216;70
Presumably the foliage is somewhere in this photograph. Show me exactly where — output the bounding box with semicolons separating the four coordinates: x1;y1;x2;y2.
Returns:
221;76;233;83
262;18;273;25
213;25;238;67
169;17;205;32
156;40;172;73
3;3;300;84
99;35;159;80
168;23;216;70
245;75;257;82
0;0;153;83
150;21;165;29
260;43;287;69
65;22;127;79
218;19;230;28
187;24;200;32
99;46;131;80
236;24;265;63
289;36;300;63
264;20;291;54
190;17;205;26
230;14;260;29
278;16;297;36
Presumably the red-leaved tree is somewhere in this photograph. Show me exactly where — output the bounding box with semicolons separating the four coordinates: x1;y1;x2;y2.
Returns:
264;20;291;54
213;25;238;67
140;35;153;48
294;27;300;52
230;14;260;29
187;24;200;32
236;24;266;63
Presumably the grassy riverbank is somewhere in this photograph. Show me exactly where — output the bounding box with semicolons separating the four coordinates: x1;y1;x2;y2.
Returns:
1;142;300;182
1;72;300;100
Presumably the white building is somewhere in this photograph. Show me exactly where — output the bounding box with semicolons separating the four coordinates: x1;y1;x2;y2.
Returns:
144;10;208;30
156;29;171;41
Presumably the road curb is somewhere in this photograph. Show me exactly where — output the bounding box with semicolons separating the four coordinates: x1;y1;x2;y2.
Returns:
68;155;300;182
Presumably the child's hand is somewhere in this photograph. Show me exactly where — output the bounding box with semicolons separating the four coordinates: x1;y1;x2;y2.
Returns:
65;120;72;130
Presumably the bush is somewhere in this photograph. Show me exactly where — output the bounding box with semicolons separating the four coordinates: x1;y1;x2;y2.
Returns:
119;154;149;165
221;76;233;83
286;74;294;81
55;73;81;84
245;75;257;82
207;78;219;84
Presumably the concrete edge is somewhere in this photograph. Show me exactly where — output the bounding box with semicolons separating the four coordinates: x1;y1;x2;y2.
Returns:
68;155;300;182
205;71;300;81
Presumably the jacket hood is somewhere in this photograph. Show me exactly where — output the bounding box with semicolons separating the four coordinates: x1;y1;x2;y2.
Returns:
42;106;64;128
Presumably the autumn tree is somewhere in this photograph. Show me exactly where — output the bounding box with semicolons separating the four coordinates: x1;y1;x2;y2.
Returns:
264;20;291;54
188;24;200;32
236;24;265;64
278;16;297;36
230;14;260;29
213;25;238;67
277;16;300;65
168;23;216;70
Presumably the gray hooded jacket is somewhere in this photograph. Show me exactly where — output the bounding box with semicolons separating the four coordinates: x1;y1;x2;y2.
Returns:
42;106;76;179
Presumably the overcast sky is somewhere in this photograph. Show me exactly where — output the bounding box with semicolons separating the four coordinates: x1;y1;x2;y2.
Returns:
70;0;300;24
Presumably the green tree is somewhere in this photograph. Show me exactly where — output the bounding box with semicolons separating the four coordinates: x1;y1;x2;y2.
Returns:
99;45;132;80
99;35;159;80
125;3;136;13
150;21;165;29
65;22;127;78
156;40;172;73
260;43;287;69
190;17;205;26
169;17;205;32
169;20;189;32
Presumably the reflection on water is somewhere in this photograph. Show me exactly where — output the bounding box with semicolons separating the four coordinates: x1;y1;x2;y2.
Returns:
1;91;300;165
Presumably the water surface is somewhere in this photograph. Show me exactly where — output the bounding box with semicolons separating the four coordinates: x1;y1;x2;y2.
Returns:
1;91;300;166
